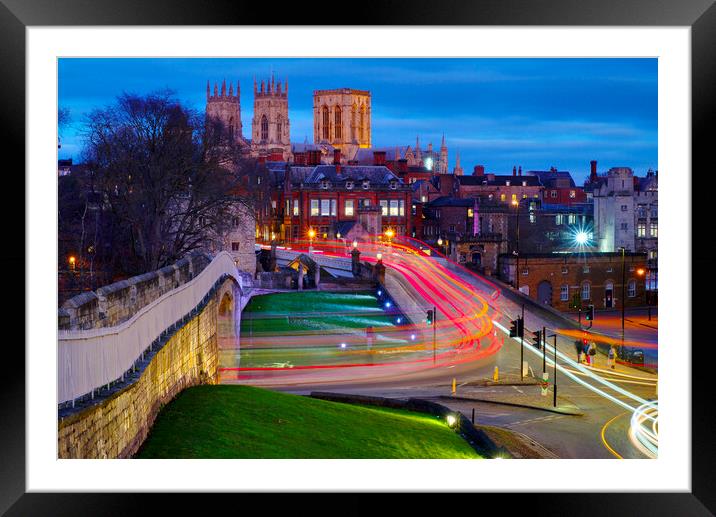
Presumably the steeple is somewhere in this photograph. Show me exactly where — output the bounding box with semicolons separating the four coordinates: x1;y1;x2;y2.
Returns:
214;83;218;97
441;133;446;149
453;150;463;176
221;79;226;96
229;83;233;96
206;80;210;100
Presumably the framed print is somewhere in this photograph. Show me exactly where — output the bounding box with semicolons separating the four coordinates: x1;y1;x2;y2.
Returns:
3;0;714;513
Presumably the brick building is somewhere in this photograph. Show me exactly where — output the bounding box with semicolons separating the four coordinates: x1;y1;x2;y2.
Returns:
456;167;543;204
498;251;648;311
525;167;587;205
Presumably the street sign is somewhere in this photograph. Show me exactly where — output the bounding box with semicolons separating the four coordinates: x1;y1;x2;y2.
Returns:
541;372;549;396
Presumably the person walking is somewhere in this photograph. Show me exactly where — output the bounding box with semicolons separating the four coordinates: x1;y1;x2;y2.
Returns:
587;341;596;366
607;346;616;369
575;339;583;363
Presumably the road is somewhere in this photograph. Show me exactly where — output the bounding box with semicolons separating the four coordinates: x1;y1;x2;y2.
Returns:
223;237;658;459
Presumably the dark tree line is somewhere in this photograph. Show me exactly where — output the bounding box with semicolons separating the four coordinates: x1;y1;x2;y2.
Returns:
59;90;266;286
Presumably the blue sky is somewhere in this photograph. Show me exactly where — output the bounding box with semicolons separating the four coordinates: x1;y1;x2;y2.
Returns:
58;58;657;183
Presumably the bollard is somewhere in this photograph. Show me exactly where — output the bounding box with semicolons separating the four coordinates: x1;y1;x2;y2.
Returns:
471;408;475;424
493;366;499;382
452;378;456;395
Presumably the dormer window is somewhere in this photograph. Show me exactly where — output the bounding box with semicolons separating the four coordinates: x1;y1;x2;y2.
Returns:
522;181;527;187
389;180;397;190
320;180;330;190
505;180;510;186
362;180;370;190
346;181;354;190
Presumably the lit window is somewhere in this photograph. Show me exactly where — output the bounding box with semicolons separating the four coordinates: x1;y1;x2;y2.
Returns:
500;194;506;202
293;199;299;216
421;195;427;203
521;268;529;276
505;181;511;186
390;200;400;216
310;199;319;216
569;190;576;198
320;199;333;216
560;285;569;301
345;199;354;216
380;200;388;216
555;214;564;225
399;199;405;216
637;223;646;237
628;280;636;297
511;193;517;202
583;265;590;273
568;214;576;224
649;222;657;237
468;208;474;217
522;181;527;187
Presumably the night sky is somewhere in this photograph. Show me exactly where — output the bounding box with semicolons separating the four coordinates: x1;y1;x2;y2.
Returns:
58;58;657;184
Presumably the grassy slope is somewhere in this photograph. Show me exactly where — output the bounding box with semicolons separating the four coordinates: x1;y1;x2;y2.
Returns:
137;385;481;459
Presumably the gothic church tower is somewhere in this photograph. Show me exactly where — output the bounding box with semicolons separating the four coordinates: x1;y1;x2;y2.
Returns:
205;79;245;146
252;76;291;160
437;134;449;174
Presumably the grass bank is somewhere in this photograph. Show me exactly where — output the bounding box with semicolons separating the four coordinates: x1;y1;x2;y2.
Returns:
136;385;481;459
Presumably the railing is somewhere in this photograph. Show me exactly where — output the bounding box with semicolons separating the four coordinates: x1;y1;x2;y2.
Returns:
57;252;247;405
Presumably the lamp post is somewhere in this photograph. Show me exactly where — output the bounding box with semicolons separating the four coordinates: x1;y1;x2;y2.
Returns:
619;246;626;357
308;228;316;254
384;228;395;252
512;199;520;292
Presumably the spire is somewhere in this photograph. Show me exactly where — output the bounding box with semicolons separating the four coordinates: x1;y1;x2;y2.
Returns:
416;135;420;151
214;83;218;97
229;82;233;96
253;77;257;95
221;79;226;96
285;77;288;96
206;80;210;100
237;80;240;99
260;80;265;94
441;133;446;149
395;146;400;160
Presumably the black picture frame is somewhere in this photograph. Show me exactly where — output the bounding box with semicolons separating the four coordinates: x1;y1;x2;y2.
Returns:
2;0;711;514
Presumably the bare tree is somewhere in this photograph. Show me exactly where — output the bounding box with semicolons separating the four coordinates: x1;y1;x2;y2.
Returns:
80;90;260;274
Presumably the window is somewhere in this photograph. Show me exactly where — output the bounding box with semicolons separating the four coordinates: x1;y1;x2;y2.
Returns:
551;190;557;198
637;223;646;237
421;195;427;203
620;222;629;231
555;214;564;225
232;217;239;227
581;282;591;301
271;200;277;210
511;193;517;202
521;268;529;276
449;225;456;232
345;199;354;216
628;280;636;297
505;180;510;186
346;181;354;190
260;115;268;141
561;266;568;274
389;200;399;216
320;180;330;189
293;199;299;216
606;267;613;273
560;285;569;301
320;199;336;216
362;180;370;190
649;222;658;237
359;105;366;141
276;115;283;140
292;225;298;240
322;106;329;140
231;242;240;251
569;190;576;198
522;181;527;187
583;265;590;273
500;194;506;202
360;198;371;207
334;107;341;140
310;199;319;216
637;205;646;218
568;214;576;224
651;208;658;218
529;212;536;223
389;180;397;190
379;200;388;216
621;204;628;211
435;209;441;219
399;199;405;216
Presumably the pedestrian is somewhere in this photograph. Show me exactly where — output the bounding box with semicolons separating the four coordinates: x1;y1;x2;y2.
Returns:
587;341;596;366
574;339;582;363
582;341;590;365
608;346;616;369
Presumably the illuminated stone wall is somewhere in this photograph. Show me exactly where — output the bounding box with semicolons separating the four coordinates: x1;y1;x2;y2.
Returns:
57;281;227;459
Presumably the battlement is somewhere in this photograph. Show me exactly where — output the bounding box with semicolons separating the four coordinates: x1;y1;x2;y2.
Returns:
206;79;240;102
254;76;288;98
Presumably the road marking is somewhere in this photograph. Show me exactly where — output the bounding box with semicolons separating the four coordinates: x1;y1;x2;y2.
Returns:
600;411;628;459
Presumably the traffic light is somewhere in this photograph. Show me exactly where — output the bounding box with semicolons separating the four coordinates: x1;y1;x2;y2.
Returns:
532;330;542;349
426;309;434;327
585;305;595;321
509;317;523;337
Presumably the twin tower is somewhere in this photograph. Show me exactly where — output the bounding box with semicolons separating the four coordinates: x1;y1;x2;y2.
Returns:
205;77;291;159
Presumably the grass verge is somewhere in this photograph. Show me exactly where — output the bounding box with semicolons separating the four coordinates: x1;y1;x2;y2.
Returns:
136;385;481;459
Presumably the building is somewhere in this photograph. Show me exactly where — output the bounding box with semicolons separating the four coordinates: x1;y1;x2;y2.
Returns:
525;167;587;205
265;150;412;245
456;167;543;204
498;252;648;311
512;201;595;254
313;88;371;160
592;167;637;252
252;76;291;160
205;80;246;147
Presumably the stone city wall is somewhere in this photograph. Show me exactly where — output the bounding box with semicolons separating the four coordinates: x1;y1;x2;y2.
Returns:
57;281;225;459
58;251;212;330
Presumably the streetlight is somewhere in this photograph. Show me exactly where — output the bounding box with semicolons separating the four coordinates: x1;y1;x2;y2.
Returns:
308;228;316;254
352;239;358;250
68;255;76;272
384;228;395;251
619;246;626;358
437;237;447;256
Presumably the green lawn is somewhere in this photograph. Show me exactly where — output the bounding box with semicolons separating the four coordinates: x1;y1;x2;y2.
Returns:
136;385;481;459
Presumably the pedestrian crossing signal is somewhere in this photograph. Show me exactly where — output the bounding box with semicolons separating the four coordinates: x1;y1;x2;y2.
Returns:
585;305;595;321
509;317;523;337
426;310;434;326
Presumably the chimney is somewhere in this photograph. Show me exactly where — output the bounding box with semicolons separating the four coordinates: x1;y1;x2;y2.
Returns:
373;151;386;166
518;166;522;176
590;160;598;182
512;166;517;176
397;159;408;173
473;165;485;176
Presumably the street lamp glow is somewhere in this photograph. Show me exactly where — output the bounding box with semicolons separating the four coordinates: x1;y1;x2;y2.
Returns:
336;232;341;239
575;231;589;245
425;157;433;170
446;414;457;427
437;238;443;246
636;268;645;276
352;239;358;249
376;253;382;261
308;228;316;239
385;228;395;239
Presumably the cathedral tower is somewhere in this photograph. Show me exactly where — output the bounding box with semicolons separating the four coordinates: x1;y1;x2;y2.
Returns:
313;88;371;161
251;76;291;160
437;134;449;174
205;79;245;146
